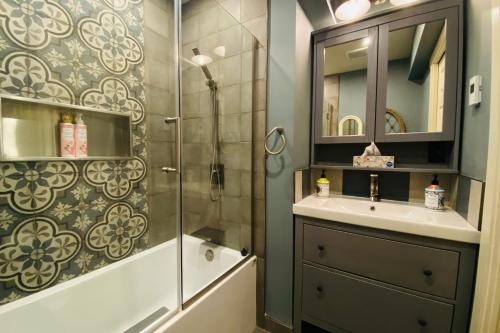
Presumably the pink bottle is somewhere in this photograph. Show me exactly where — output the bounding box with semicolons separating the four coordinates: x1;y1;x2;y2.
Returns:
60;112;75;157
74;113;88;157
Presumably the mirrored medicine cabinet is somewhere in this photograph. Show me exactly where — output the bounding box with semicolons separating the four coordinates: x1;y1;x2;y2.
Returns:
311;0;462;173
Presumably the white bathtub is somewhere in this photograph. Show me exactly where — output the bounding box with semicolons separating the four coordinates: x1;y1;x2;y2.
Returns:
0;235;250;333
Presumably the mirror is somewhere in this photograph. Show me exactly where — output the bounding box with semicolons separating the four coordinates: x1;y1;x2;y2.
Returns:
385;19;447;134
322;37;370;137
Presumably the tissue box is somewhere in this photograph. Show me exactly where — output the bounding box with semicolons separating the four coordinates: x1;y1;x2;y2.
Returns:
353;156;395;168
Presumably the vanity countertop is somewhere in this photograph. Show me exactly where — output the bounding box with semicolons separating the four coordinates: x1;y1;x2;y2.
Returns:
293;195;481;244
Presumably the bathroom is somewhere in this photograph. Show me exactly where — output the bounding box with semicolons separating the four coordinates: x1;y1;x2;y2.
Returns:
0;0;498;332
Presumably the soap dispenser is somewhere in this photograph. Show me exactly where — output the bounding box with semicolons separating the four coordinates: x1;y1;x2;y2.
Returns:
425;175;445;210
316;169;330;198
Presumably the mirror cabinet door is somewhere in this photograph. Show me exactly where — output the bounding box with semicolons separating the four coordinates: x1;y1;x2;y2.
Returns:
376;8;459;142
314;28;377;143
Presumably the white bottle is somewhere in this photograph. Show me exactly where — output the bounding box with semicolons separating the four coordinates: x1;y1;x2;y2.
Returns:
316;169;330;198
75;113;88;157
60;112;75;157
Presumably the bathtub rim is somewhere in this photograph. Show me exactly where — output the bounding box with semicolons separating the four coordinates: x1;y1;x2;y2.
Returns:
0;239;177;315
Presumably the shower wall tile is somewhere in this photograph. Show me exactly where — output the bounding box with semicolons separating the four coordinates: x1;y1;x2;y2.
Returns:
242;50;254;82
144;2;172;37
243;15;268;47
218;25;243;57
241;0;267;23
144;28;172;62
220;55;242;87
183;118;203;143
241;112;253;142
220;114;242;142
219;85;242;115
218;0;242;22
183;93;201;119
224;170;242;196
241;171;252;197
241;81;254;113
183;16;200;44
199;7;219;38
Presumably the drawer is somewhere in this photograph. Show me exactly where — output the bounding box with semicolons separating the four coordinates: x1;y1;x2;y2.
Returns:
302;264;454;333
303;224;459;299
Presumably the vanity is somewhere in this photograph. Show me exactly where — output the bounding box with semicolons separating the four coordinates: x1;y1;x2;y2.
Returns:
295;0;480;331
293;196;479;333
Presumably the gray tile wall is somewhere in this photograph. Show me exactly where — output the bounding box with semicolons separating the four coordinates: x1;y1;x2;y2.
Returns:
144;0;178;246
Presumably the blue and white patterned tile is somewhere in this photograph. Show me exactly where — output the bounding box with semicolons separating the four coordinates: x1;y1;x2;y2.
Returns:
85;201;147;260
0;0;73;50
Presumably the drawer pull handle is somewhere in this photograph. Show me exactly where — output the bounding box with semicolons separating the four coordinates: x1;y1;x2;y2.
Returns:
423;269;433;277
316;286;323;294
417;319;427;327
318;245;325;251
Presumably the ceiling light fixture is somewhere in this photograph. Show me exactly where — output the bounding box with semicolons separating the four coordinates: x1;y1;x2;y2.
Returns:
389;0;419;5
332;0;371;21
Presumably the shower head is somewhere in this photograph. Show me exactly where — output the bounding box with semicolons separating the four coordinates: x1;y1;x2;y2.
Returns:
192;48;213;81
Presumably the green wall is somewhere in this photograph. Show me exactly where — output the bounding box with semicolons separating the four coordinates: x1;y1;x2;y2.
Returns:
460;0;492;181
266;0;312;326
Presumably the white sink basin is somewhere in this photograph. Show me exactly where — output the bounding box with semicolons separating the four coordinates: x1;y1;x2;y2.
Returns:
293;195;480;243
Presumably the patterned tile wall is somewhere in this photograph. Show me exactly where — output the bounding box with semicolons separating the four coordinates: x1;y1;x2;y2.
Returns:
0;0;154;305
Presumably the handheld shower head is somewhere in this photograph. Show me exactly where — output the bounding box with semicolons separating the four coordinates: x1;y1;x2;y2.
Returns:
192;47;213;81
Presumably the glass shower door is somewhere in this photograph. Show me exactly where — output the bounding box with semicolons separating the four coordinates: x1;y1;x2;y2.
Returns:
180;0;255;302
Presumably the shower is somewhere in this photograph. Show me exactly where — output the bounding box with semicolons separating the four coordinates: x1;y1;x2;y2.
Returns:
192;48;222;201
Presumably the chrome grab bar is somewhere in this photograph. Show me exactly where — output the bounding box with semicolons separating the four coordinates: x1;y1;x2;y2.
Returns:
162;117;181;174
265;126;286;155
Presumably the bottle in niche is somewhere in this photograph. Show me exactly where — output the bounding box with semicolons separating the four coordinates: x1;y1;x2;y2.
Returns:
75;113;88;157
60;112;75;157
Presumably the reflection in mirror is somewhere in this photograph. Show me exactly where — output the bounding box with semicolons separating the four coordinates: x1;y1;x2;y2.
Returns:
386;19;446;134
322;37;369;137
339;115;363;136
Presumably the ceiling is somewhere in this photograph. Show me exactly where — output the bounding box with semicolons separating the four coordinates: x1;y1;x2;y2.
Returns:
298;0;432;31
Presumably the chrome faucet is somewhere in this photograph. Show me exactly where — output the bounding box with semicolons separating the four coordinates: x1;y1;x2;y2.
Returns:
370;174;380;202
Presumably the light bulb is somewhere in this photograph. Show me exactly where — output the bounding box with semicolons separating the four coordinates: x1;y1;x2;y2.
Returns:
335;0;371;21
389;0;419;5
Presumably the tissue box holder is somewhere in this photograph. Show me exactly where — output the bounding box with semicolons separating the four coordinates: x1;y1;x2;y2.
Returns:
353;156;395;168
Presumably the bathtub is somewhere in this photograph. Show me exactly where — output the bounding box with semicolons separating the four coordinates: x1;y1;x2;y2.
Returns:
0;235;252;333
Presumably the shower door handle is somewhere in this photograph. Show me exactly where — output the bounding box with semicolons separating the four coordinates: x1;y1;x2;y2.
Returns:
163;116;181;174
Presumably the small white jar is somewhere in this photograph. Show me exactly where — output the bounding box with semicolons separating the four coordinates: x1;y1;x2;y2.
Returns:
425;186;445;210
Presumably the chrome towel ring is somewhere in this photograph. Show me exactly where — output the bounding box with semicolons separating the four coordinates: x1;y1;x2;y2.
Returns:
265;126;286;155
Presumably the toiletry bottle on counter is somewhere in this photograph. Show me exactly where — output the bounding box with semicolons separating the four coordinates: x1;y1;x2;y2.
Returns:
60;112;75;157
75;113;88;157
425;175;445;210
316;169;330;198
